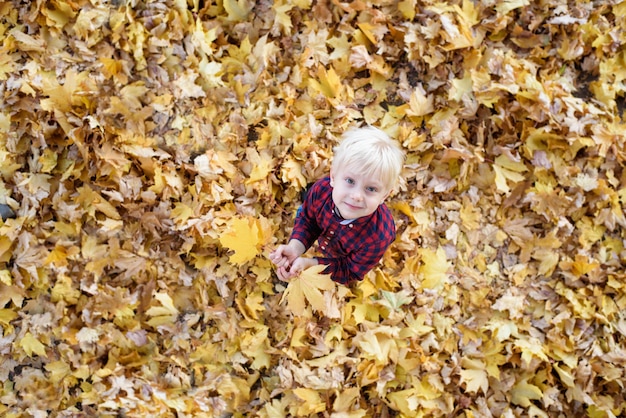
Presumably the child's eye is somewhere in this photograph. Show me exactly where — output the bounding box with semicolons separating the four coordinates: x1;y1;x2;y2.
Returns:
366;186;378;193
345;178;355;185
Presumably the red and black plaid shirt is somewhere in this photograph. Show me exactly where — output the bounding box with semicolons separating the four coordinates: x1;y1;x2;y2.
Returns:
290;177;396;285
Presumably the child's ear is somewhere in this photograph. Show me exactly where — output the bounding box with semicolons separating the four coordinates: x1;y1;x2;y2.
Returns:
380;188;392;203
329;169;335;186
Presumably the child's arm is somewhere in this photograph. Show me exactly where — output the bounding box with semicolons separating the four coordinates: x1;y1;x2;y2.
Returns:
271;179;325;279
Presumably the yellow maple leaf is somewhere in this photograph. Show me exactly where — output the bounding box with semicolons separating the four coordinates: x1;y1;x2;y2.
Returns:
280;264;335;316
245;148;274;184
240;326;271;370
10;29;45;53
387;377;440;414
280;156;307;190
219;216;263;265
419;246;451;290
483;317;519;343
398;0;417;19
0;309;17;333
75;185;121;220
45;244;78;267
38;148;58;173
146;292;179;327
389;201;418;224
496;0;530;14
449;73;473;102
403;87;435;117
99;57;123;78
576;216;605;249
223;0;254;21
386;388;419;415
493;154;528;194
45;360;72;384
0;52;16;81
290;324;307;348
438;12;474;50
0;269;12;286
355;327;398;365
328;32;350;61
309;65;342;99
174;70;207;98
191;18;218;57
460;200;481;230
0;284;25;308
511;379;543;407
492;289;526;319
553;363;576;388
459;367;489;394
293;388;326;415
51;274;81;304
356;22;377;45
514;337;549;365
20;332;47;358
399;314;434;339
381;289;414;310
332;387;361;413
236;290;265;321
273;2;294;35
171;202;194;226
199;58;225;88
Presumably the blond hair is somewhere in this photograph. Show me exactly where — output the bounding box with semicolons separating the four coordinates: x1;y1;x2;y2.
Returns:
331;126;405;192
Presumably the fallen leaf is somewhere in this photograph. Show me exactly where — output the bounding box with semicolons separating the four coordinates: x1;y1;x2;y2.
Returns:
419;246;451;290
280;264;335;316
219;216;263;265
511;379;543;407
19;332;47;358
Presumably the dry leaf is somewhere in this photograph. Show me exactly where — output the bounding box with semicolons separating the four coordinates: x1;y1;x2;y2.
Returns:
2;1;625;416
219;216;264;265
280;264;335;316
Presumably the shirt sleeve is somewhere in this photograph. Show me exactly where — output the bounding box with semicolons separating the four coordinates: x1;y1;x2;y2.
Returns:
289;179;324;250
317;210;396;285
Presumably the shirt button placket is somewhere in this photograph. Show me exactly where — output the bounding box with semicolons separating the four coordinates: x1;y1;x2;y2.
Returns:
322;229;334;251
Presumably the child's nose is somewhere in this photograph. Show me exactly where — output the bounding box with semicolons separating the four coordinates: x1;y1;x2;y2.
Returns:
351;190;364;201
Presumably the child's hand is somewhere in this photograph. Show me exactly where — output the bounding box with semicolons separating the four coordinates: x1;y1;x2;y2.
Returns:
270;245;298;281
275;257;319;282
270;240;308;281
275;265;294;282
269;245;296;270
269;241;305;269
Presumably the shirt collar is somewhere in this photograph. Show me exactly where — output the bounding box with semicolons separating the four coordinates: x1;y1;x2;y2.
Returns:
333;204;364;225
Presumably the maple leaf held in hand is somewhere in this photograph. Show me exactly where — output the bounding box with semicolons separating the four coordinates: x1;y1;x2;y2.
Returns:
280;264;335;316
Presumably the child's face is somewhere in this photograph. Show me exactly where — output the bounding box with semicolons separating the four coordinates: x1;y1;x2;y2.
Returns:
330;166;390;220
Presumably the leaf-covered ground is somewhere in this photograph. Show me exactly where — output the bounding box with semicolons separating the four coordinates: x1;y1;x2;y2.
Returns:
1;0;626;416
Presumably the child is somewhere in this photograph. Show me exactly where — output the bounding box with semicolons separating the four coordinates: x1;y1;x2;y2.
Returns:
270;126;405;285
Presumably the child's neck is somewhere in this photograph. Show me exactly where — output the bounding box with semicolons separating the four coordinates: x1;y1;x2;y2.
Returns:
334;205;356;223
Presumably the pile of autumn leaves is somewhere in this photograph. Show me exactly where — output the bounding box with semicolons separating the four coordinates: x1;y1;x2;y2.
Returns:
1;0;626;416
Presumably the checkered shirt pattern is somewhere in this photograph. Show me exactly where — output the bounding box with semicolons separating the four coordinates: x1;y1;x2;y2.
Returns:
290;177;396;285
